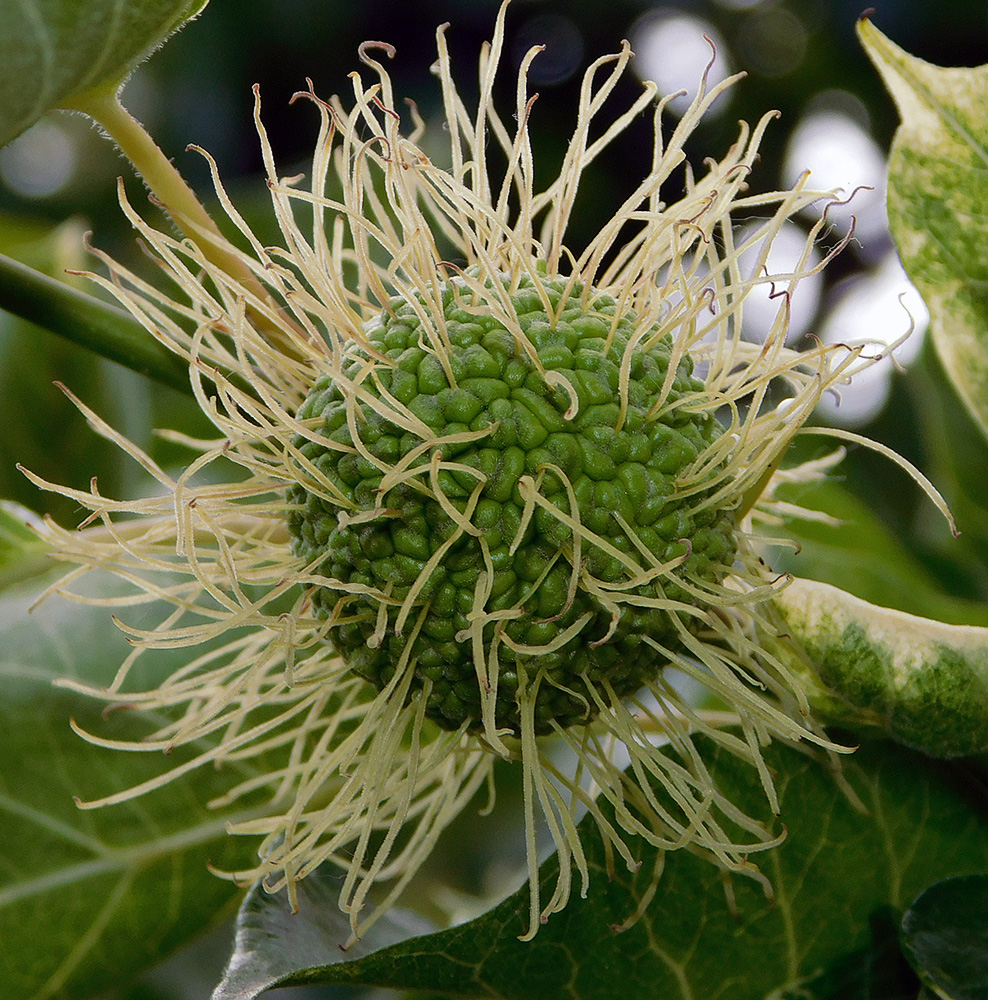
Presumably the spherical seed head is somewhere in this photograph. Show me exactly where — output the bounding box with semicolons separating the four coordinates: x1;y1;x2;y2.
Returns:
43;1;952;948
288;273;737;734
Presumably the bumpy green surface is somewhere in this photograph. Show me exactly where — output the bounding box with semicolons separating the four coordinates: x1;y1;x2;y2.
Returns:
288;276;736;733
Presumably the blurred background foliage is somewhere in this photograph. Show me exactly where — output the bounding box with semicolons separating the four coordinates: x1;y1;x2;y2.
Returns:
4;0;988;604
3;2;988;996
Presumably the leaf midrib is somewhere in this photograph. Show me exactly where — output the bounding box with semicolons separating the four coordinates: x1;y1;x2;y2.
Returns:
0;808;257;907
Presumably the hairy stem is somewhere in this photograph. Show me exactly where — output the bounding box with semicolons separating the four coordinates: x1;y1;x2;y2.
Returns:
63;84;301;359
65;85;241;274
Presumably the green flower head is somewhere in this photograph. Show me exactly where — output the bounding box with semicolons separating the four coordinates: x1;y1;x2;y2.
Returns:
25;1;924;945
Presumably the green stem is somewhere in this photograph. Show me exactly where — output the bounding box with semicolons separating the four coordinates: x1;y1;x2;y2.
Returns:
64;84;301;360
0;253;191;393
63;83;249;284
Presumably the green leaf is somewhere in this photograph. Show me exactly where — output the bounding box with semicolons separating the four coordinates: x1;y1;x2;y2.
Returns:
0;567;260;1000
858;19;988;442
0;0;209;148
780;910;921;1000
901;874;988;1000
907;342;988;588
770;475;988;627
774;577;988;759
213;739;988;1000
0;501;49;588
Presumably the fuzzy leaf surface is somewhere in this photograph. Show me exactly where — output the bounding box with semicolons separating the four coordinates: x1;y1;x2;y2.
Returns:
775;577;988;758
0;567;259;1000
859;19;988;441
0;0;208;147
213;739;988;1000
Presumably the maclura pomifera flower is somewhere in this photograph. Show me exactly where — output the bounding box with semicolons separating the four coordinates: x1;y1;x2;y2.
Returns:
24;3;919;945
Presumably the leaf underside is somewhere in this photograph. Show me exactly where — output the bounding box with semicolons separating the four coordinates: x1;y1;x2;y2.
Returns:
0;569;259;1000
0;0;208;148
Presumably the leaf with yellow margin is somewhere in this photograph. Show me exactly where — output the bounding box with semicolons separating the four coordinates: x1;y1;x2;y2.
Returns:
859;19;988;441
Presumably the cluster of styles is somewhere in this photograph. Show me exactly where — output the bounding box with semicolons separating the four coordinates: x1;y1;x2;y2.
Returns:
29;1;898;945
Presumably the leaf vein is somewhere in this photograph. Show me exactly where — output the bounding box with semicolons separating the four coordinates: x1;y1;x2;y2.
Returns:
0;812;243;908
29;868;136;1000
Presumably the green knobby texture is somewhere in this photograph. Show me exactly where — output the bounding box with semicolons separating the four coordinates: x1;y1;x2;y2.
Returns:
858;19;988;443
288;275;736;733
774;577;988;758
0;0;208;147
215;739;988;1000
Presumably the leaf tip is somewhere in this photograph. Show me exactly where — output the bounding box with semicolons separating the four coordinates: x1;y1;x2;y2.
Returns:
854;11;888;58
